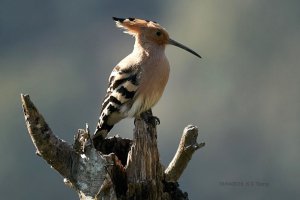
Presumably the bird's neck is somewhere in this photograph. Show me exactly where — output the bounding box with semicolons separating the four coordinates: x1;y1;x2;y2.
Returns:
132;37;166;60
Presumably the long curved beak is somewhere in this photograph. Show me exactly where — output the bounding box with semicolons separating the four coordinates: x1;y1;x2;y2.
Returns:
168;38;201;58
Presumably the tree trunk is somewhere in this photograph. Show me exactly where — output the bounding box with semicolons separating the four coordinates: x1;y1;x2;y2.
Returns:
126;118;166;199
21;94;205;200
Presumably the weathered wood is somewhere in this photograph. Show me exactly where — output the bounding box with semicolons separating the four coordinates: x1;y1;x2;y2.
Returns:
126;118;166;199
21;94;76;180
21;94;116;200
165;125;205;182
21;94;204;200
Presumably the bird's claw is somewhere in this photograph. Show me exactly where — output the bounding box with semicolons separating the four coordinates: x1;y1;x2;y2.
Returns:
146;115;160;126
140;110;160;127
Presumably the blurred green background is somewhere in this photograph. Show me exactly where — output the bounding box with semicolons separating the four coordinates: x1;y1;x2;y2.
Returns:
1;0;300;199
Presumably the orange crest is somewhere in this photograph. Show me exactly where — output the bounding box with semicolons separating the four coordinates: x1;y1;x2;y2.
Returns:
113;17;170;45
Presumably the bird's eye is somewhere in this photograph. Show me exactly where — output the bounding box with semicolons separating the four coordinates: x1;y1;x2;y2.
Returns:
156;31;162;36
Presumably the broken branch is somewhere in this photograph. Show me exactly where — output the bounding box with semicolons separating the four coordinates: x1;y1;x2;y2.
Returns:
165;125;205;182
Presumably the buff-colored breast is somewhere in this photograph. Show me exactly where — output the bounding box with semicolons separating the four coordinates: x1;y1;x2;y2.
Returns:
131;54;170;116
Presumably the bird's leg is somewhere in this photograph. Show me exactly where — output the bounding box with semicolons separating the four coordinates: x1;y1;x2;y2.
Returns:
140;109;160;127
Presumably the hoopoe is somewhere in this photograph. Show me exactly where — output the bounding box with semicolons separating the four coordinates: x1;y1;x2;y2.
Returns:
93;17;201;141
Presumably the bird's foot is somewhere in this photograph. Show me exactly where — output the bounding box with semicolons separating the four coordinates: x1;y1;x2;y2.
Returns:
143;115;160;127
140;109;160;127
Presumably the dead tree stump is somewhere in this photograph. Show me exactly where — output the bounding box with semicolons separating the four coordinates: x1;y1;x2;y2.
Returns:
126;118;165;199
21;94;205;200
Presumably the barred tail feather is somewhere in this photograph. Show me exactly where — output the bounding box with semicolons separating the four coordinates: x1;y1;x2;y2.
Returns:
93;122;112;140
93;102;124;140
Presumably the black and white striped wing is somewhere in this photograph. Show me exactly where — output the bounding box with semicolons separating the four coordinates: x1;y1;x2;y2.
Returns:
94;65;139;139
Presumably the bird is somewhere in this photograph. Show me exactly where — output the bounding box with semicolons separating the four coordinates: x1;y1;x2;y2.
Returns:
93;17;201;141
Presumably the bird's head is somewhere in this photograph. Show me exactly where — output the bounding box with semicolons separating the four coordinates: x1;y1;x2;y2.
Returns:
113;17;201;58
